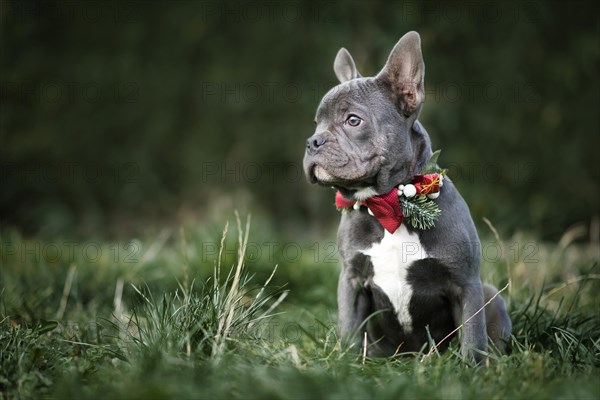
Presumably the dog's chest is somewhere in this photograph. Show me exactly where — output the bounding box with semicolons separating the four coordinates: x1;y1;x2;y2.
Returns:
360;225;429;332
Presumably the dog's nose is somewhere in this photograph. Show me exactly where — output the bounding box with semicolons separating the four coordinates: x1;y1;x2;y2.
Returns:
306;134;327;153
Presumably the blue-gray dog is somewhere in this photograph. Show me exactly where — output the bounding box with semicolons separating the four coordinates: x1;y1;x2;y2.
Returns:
303;31;511;362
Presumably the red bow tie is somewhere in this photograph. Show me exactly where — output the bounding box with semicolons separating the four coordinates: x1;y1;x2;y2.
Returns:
334;173;442;234
335;188;404;234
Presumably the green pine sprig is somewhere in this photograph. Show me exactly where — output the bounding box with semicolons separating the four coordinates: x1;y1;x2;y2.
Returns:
400;195;441;230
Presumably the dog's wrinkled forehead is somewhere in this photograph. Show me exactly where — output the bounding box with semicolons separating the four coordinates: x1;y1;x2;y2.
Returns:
315;78;386;121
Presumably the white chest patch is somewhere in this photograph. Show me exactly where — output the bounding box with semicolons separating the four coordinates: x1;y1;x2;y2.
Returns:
360;225;429;333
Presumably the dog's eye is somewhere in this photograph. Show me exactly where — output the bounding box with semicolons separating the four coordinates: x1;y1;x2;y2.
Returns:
345;114;362;127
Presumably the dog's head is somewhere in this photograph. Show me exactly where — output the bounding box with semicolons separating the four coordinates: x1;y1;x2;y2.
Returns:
303;31;430;199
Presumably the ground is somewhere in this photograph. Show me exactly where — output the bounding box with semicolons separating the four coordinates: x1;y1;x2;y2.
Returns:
1;216;599;399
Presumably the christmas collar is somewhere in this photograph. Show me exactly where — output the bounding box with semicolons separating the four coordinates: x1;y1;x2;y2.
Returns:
335;150;446;233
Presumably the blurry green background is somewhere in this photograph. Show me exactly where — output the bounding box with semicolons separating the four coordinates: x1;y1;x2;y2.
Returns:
1;0;598;240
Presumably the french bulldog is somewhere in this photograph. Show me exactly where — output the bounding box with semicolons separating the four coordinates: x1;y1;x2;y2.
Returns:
303;32;511;362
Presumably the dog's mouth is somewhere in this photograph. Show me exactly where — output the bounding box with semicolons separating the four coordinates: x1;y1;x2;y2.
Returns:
313;165;337;183
309;163;378;194
308;164;349;186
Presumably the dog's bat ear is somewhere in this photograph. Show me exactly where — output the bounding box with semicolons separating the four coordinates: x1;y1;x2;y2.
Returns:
334;48;362;83
377;31;425;116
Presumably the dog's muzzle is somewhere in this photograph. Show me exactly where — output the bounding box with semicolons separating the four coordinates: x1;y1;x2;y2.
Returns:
305;133;327;155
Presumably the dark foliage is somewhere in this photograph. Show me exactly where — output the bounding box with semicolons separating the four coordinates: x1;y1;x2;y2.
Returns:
1;0;598;238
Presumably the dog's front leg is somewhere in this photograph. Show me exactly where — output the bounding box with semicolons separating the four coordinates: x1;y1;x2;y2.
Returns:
337;268;371;351
454;279;488;364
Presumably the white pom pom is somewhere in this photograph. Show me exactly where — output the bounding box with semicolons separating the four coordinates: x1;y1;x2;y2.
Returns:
403;184;417;198
427;192;440;199
367;208;374;216
398;184;405;191
353;202;361;210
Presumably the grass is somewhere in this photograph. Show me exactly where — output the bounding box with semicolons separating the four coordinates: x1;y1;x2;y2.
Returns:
1;214;599;400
